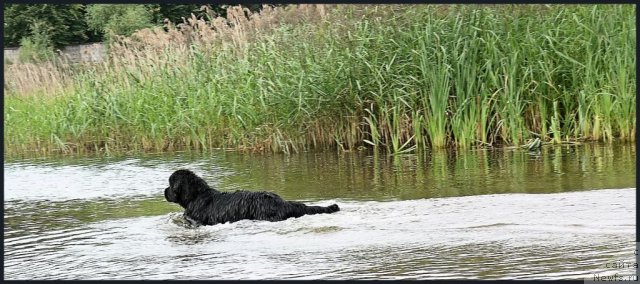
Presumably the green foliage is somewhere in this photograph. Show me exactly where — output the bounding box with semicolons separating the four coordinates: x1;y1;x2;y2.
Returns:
3;4;269;47
17;21;56;63
85;4;154;37
145;4;203;24
4;5;636;156
4;4;89;47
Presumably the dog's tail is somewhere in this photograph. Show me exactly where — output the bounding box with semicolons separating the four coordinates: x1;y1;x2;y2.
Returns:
304;204;340;215
327;204;340;212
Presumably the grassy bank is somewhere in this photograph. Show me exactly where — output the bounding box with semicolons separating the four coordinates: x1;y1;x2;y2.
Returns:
4;4;636;156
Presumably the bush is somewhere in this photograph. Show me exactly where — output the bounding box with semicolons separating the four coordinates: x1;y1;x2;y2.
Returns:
85;4;154;38
17;21;56;63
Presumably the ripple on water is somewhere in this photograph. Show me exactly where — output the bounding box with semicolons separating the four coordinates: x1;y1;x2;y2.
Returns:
3;158;232;202
4;188;636;280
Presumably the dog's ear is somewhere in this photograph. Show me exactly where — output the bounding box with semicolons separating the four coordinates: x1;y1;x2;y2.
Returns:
169;170;193;190
173;171;200;205
168;169;211;206
171;178;182;192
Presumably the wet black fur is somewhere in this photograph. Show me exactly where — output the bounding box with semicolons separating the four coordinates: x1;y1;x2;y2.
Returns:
164;169;340;226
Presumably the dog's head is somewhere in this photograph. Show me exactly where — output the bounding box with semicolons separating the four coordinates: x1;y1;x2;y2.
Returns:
164;169;210;208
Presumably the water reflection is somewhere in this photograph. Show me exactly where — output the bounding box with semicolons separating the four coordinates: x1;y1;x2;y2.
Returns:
5;142;635;201
220;142;634;200
3;142;636;279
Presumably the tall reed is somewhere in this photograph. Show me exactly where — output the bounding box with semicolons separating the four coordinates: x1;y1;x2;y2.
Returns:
4;4;635;157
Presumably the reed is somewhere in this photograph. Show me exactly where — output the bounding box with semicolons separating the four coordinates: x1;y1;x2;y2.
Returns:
4;4;635;157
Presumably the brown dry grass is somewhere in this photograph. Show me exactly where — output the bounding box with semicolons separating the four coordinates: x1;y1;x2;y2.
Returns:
4;4;335;97
4;60;78;96
1;4;571;97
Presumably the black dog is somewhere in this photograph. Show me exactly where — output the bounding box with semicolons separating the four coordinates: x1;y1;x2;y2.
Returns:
164;169;340;226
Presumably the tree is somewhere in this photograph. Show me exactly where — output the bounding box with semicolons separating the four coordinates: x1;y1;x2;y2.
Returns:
3;4;276;48
85;4;154;38
4;4;89;48
146;4;201;24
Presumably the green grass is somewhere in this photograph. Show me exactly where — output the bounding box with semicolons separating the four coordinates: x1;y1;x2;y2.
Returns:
4;4;636;157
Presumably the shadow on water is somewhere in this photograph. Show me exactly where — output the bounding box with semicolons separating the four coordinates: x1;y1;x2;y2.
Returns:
3;142;636;279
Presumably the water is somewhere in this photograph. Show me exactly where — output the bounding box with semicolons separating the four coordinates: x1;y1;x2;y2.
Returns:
4;143;636;280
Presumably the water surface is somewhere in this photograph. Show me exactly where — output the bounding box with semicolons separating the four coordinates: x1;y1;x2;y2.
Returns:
4;143;636;280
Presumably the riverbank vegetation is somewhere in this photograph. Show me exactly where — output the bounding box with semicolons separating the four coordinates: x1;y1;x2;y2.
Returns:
4;4;635;156
3;4;254;49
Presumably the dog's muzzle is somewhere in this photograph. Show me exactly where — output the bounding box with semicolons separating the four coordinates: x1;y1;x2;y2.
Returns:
164;187;177;203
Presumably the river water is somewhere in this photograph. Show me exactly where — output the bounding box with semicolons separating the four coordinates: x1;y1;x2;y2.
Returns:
3;143;636;280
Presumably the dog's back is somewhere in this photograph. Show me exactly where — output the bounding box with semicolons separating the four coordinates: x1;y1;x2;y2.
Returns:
190;190;339;225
